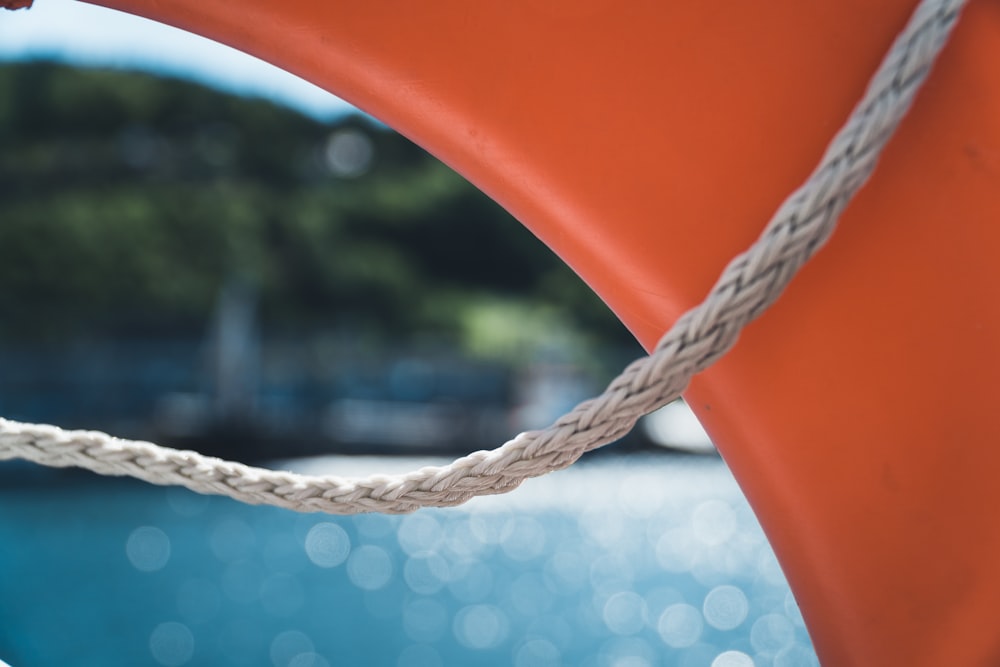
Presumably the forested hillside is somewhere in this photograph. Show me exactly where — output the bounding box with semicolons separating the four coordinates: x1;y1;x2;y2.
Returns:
0;62;636;359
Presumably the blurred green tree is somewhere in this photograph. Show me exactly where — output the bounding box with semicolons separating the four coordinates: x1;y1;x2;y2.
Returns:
0;63;638;360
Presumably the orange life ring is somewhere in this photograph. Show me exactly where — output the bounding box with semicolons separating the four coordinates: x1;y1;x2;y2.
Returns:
71;0;1000;663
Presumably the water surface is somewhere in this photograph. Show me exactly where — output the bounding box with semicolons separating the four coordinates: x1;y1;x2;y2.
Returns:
0;455;816;666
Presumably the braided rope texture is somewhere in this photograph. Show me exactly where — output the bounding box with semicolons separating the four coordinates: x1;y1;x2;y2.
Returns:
0;0;966;514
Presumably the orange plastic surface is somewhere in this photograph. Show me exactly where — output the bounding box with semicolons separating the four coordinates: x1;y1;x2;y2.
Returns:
83;0;1000;663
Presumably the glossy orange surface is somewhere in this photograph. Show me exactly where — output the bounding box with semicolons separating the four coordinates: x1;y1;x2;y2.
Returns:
85;0;1000;662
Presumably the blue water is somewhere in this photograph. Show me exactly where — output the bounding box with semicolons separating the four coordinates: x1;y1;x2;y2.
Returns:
0;455;817;667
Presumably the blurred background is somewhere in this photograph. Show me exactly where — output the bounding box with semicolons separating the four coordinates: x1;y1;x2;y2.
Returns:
0;2;816;666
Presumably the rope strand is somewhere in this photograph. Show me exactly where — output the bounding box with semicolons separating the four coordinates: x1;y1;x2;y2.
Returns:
0;0;966;513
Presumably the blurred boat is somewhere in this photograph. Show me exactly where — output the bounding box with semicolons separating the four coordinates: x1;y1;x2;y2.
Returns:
641;401;716;456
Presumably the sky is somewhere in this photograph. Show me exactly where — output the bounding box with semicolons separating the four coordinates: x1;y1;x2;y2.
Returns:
0;0;357;120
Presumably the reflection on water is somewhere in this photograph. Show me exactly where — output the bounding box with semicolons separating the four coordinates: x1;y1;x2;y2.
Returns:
0;456;816;667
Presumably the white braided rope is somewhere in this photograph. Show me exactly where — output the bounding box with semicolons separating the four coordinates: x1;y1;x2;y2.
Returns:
0;0;965;513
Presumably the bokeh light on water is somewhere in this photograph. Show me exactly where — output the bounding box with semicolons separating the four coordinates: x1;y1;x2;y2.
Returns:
303;523;351;568
149;622;195;666
126;526;172;572
0;456;815;666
